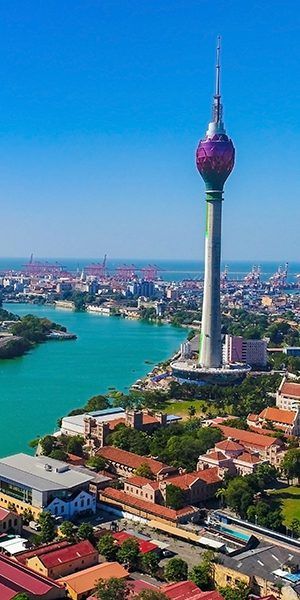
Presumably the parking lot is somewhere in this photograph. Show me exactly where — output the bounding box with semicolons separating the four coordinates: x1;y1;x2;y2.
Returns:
96;509;206;568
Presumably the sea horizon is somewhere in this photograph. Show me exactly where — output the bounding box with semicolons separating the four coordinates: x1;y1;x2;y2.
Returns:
0;257;299;282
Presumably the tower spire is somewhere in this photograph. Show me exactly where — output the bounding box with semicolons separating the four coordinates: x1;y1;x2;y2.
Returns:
213;36;222;124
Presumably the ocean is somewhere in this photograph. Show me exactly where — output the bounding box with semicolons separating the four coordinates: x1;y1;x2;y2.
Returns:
0;258;299;283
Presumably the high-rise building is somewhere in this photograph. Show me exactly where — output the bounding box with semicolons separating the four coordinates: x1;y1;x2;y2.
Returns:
196;37;234;368
223;334;268;367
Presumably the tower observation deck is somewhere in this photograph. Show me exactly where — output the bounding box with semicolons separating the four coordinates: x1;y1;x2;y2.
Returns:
171;38;250;385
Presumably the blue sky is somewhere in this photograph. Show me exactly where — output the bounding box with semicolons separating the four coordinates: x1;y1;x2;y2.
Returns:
0;0;299;260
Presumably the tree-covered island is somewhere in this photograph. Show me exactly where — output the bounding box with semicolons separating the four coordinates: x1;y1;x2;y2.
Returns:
0;307;76;359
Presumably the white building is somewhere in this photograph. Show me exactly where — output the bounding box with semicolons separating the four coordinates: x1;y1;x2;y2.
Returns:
276;377;300;411
0;454;96;519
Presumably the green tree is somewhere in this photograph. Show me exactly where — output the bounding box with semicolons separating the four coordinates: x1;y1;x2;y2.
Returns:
67;435;85;457
59;520;76;542
134;462;154;480
22;508;34;525
164;557;188;582
290;518;300;538
96;577;131;600
13;594;31;600
189;551;215;591
117;538;140;570
28;438;40;449
38;511;56;543
223;477;255;518
188;405;196;418
165;483;185;510
219;581;251;600
140;551;160;577
86;456;106;472
49;448;68;461
85;395;110;412
281;448;300;483
97;533;118;561
40;435;56;456
77;522;95;544
109;424;150;456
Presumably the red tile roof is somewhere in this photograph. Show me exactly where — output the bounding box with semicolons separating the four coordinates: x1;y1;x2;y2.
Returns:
166;468;221;490
162;581;224;600
234;452;261;464
38;540;97;568
280;380;300;399
15;540;70;565
113;532;158;554
215;439;244;452
125;476;159;489
129;578;159;595
142;413;160;425
97;446;173;475
0;554;63;600
259;406;296;425
203;451;228;461
216;425;281;449
0;508;14;521
196;467;221;484
247;413;259;422
101;487;196;522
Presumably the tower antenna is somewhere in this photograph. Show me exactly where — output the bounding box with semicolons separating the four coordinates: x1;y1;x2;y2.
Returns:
213;35;223;124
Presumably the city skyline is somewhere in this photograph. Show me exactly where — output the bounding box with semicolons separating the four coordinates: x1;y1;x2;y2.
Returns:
0;1;299;260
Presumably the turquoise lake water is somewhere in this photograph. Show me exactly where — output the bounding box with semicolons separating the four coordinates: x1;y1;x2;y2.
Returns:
0;303;187;457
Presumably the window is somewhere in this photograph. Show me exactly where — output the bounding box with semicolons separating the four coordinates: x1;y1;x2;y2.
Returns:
226;576;232;583
87;499;90;506
14;519;17;526
3;522;6;529
80;499;84;508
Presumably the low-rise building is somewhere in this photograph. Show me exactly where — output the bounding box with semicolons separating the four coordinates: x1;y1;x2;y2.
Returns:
96;446;178;479
26;540;98;580
161;581;224;599
198;439;265;477
100;486;199;525
215;425;285;466
0;506;22;534
247;406;300;436
213;544;300;600
58;561;128;600
123;468;221;506
0;553;65;599
0;453;96;519
277;377;300;411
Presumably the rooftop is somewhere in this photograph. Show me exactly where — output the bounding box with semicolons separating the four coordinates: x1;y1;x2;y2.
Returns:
215;439;244;452
216;426;281;449
58;561;128;594
162;581;224;600
101;487;196;522
259;406;297;425
220;543;300;588
0;553;63;600
0;453;94;492
38;539;97;568
97;446;174;475
113;532;158;554
280;380;300;399
126;476;159;490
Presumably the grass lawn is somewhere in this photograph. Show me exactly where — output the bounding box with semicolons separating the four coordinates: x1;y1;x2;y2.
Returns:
163;399;206;418
271;486;300;526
